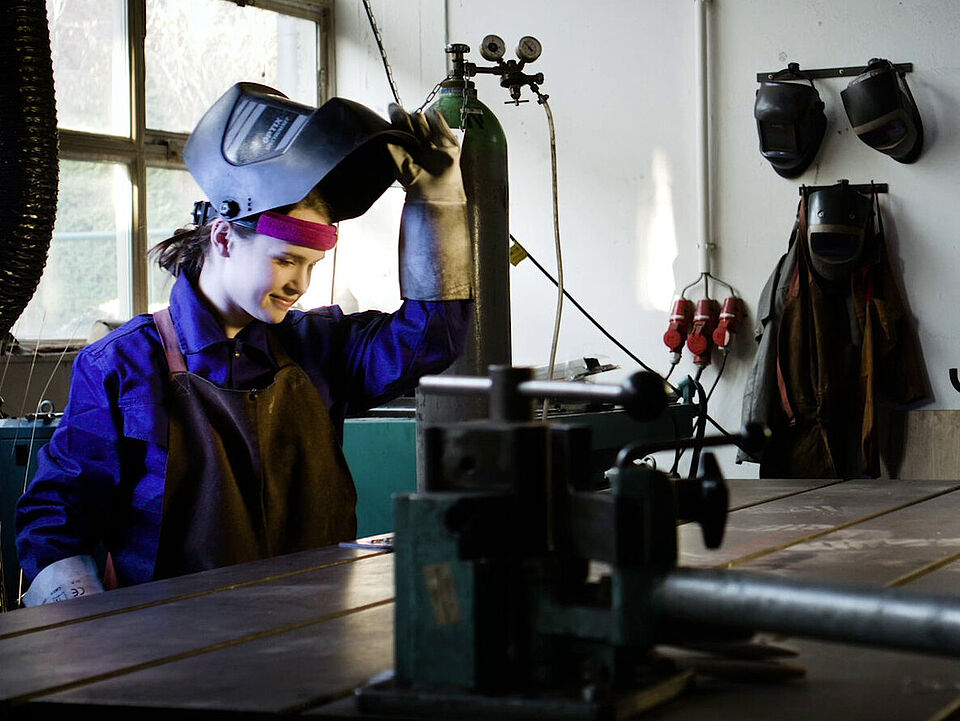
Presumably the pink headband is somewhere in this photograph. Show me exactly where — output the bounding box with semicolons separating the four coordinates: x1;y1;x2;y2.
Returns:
255;211;338;251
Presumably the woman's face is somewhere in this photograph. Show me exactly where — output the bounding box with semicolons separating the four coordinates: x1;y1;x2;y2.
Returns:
212;206;329;332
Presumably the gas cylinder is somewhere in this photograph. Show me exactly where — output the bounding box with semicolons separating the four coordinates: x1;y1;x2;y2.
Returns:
417;45;511;430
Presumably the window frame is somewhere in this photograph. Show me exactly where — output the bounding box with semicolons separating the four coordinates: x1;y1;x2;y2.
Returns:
54;0;334;323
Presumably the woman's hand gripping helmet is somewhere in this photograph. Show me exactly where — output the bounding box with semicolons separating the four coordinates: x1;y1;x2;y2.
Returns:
184;82;417;223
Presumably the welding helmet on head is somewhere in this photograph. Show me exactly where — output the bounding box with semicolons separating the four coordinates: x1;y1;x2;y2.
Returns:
184;82;416;223
805;183;874;282
840;58;923;163
754;66;827;178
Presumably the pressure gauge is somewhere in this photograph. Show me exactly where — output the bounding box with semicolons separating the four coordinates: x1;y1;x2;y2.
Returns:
479;34;506;61
515;36;542;63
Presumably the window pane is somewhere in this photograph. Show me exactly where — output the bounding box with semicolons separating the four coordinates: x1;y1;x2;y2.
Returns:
17;161;132;341
146;168;204;310
145;0;319;133
302;187;404;315
47;0;130;136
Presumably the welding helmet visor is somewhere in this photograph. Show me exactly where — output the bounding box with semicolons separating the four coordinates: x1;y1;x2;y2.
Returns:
754;77;827;178
806;185;874;282
184;82;417;222
840;59;923;163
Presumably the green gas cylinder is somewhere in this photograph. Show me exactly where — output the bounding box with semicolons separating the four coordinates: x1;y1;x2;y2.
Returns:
417;46;511;430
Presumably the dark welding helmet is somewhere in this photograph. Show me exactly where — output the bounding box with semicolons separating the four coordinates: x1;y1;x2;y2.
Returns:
841;58;923;163
754;67;827;178
184;82;416;222
806;184;874;282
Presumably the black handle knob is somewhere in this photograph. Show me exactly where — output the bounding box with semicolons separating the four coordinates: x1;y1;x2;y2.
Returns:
674;452;728;549
619;371;669;422
219;199;240;218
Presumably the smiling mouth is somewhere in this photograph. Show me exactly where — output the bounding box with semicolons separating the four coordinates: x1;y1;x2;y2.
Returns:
270;295;297;308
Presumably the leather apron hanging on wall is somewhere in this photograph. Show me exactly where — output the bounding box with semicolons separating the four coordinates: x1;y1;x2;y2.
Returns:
151;308;357;580
760;190;928;478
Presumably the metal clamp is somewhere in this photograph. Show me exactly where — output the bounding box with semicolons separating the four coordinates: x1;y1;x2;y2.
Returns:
757;61;913;83
800;179;888;197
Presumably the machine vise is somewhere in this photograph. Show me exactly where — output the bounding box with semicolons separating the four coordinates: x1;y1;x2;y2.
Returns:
358;365;960;720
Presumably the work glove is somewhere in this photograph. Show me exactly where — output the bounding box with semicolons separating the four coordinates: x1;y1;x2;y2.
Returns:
21;554;104;607
386;103;473;301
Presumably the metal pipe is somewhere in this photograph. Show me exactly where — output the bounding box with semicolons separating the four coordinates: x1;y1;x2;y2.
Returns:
653;568;960;658
0;0;59;339
695;0;711;274
418;375;624;405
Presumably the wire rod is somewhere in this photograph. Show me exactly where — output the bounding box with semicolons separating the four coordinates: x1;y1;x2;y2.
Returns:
0;330;17;417
538;96;563;420
679;272;706;299
679;271;739;300
16;312;43;421
360;0;403;107
511;236;666;382
706;351;728;401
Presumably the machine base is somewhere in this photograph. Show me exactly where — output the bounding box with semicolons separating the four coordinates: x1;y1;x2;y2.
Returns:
355;668;695;721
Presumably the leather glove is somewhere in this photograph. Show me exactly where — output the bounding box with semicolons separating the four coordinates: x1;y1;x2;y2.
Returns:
21;554;104;607
386;104;473;301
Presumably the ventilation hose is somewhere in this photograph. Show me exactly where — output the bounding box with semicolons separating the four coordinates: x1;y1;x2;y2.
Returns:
0;1;58;339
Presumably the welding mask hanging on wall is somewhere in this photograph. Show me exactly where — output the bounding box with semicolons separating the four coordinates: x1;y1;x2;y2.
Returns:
840;58;923;163
754;67;827;178
805;183;874;282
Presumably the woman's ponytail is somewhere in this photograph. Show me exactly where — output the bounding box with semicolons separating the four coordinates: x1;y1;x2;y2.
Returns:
149;223;211;281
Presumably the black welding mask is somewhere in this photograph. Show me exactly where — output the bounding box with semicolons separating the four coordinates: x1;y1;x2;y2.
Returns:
841;59;923;163
806;184;874;282
754;72;827;178
184;82;416;222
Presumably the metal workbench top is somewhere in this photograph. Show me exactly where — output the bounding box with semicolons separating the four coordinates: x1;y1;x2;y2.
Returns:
3;477;960;720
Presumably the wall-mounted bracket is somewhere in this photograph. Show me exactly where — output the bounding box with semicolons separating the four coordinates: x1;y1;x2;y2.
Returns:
757;62;912;83
800;180;888;197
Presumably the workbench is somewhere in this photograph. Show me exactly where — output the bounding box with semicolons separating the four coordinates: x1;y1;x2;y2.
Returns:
3;477;960;720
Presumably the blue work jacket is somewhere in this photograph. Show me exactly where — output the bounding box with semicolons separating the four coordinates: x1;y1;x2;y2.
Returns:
16;274;472;586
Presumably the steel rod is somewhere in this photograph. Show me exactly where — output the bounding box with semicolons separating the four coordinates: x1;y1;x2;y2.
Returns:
417;375;493;396
653;568;960;658
418;375;624;404
695;0;712;275
756;62;913;82
800;182;888;196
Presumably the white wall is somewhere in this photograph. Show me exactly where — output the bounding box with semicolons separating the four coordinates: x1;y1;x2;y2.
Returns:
333;0;960;478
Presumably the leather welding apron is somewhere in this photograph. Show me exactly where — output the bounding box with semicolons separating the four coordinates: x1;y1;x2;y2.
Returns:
151;308;357;580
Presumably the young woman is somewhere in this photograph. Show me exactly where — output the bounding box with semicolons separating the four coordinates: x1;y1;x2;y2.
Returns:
15;83;473;606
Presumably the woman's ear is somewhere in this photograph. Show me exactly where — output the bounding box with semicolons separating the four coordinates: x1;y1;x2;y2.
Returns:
209;219;233;258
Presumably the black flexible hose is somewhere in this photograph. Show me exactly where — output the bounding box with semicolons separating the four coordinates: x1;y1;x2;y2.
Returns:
0;1;59;339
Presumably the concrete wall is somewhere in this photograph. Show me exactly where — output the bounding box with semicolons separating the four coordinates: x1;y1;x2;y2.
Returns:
332;0;960;479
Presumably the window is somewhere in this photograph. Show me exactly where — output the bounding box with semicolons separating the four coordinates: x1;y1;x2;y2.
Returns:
18;0;331;342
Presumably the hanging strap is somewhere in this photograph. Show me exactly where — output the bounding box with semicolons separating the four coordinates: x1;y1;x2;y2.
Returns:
153;307;187;374
775;193;809;426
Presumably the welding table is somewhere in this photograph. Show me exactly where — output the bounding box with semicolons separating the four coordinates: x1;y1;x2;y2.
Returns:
3;477;960;720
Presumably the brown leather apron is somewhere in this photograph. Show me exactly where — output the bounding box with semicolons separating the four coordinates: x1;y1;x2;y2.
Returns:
151;308;357;580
